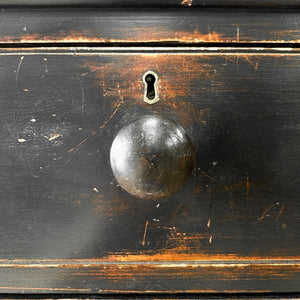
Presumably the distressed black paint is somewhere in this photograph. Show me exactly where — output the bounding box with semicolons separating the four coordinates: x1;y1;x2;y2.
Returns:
0;54;299;262
0;5;299;295
0;9;300;44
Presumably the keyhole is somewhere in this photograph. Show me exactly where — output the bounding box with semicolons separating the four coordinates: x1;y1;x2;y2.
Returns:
143;71;159;104
145;74;156;100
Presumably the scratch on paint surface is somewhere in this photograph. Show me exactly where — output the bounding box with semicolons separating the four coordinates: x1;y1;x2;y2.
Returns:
63;157;72;166
99;98;124;129
142;221;149;246
276;206;285;221
246;176;250;196
242;56;259;70
48;134;61;141
207;219;211;228
255;202;280;224
67;138;87;153
78;76;85;112
39;98;123;172
16;56;24;82
201;171;218;182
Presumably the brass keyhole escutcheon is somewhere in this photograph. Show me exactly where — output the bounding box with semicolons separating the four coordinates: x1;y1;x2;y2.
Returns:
143;71;159;104
110;115;195;200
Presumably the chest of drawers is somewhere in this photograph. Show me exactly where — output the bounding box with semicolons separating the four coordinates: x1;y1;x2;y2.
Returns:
0;1;299;296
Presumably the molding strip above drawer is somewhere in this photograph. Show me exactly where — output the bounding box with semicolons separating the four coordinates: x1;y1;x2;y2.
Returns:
0;0;300;7
0;8;300;45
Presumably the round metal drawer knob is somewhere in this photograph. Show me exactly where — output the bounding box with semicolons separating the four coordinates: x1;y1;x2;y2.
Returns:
110;115;195;200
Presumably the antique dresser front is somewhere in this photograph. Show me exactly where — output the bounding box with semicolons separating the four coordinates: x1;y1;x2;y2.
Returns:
0;0;299;296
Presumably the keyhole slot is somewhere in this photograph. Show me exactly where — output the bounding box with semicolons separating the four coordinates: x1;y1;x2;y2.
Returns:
145;74;156;100
143;71;159;104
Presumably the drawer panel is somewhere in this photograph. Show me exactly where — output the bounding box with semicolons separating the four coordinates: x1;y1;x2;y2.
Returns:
0;50;299;292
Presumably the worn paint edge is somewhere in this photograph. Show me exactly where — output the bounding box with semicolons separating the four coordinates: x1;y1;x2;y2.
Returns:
0;263;298;268
0;52;300;56
0;46;299;55
1;39;300;44
1;258;299;263
0;287;91;292
0;260;299;268
0;46;298;51
0;288;274;293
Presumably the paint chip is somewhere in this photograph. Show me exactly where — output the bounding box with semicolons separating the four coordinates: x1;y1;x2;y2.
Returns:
212;161;218;166
93;187;99;192
207;219;211;228
18;138;26;143
30;118;36;123
209;235;213;244
156;203;160;208
181;0;193;6
48;134;61;141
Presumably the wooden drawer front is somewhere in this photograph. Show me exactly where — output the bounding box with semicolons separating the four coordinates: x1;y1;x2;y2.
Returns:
0;50;299;293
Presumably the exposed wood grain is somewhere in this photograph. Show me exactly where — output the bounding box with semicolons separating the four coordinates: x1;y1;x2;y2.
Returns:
0;262;299;293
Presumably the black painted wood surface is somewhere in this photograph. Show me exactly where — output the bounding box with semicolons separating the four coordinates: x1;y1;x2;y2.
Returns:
0;8;300;44
0;1;299;295
0;49;299;292
0;0;300;7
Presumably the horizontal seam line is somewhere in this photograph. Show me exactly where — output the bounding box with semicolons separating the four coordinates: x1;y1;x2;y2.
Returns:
0;42;300;48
